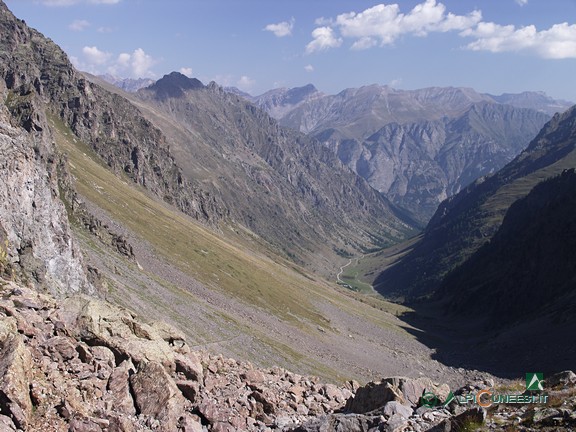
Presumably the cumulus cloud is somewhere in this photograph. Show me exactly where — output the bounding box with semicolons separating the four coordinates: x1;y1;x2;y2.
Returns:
180;67;193;78
515;0;528;5
305;27;343;54
237;75;256;92
73;45;156;77
306;0;481;52
82;46;111;65
304;64;314;72
69;19;90;31
264;18;295;37
115;48;156;77
461;21;576;59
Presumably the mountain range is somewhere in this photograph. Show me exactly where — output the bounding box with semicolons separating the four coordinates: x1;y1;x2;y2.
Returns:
1;0;575;415
0;0;434;390
242;84;571;223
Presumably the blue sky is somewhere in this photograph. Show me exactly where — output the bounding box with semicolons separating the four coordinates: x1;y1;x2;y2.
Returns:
4;0;576;101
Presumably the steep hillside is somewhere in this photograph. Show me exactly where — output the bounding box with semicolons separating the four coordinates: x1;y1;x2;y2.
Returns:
127;72;413;270
252;84;555;222
374;105;576;300
436;168;576;326
0;2;224;227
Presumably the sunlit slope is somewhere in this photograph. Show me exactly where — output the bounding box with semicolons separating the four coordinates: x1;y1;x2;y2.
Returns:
52;114;441;383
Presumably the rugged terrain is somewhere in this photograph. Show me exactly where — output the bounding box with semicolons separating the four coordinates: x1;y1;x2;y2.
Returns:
249;84;567;223
366;105;576;377
2;281;576;431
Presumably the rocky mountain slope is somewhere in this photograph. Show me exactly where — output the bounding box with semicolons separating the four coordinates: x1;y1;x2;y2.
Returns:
375;105;576;300
124;72;413;269
368;105;576;376
0;0;435;391
3;281;575;431
249;84;565;223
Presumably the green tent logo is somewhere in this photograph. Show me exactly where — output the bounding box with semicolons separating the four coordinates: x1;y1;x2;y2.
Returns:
526;373;544;391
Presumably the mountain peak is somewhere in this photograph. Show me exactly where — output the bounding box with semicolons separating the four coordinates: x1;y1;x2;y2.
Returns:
145;72;204;99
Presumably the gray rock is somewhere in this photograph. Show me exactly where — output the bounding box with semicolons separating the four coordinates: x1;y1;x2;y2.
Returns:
345;381;405;414
129;361;188;431
383;401;413;419
545;370;576;388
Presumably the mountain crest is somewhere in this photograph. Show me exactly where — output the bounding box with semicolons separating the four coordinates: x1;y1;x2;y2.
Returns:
146;71;204;99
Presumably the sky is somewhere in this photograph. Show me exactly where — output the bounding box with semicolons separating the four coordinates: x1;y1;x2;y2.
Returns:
4;0;576;101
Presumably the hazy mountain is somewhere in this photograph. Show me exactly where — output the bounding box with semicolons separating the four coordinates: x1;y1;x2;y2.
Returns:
252;84;562;222
488;91;573;116
98;73;154;92
374;105;576;300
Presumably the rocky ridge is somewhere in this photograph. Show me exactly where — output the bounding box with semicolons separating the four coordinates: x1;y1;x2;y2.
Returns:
250;84;559;223
0;75;92;297
2;281;575;432
0;1;226;227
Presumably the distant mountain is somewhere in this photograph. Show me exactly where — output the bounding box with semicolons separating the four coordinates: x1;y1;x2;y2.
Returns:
252;84;323;120
374;105;576;300
252;84;558;222
487;91;573;116
98;73;154;92
129;73;413;269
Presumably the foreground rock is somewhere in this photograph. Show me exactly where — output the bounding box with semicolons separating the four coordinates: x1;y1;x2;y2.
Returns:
0;280;575;431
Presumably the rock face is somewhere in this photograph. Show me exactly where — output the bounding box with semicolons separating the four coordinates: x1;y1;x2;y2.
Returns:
253;84;557;223
0;1;226;228
0;77;91;296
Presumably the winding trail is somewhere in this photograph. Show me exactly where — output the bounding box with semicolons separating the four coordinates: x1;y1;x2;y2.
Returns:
336;258;352;284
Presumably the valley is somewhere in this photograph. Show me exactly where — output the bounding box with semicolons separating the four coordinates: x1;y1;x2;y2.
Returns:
1;0;576;430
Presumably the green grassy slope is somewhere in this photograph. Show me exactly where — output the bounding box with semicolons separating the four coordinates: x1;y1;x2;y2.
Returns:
51;113;426;383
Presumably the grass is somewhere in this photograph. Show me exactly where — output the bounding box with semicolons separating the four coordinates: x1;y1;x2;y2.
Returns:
50;113;336;328
48;112;422;383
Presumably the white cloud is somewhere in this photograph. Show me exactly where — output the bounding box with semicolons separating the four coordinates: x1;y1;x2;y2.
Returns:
304;64;314;72
307;0;481;52
74;46;156;78
264;18;295;37
462;21;576;59
82;45;110;65
112;48;156;77
237;75;256;92
389;78;403;87
515;0;528;5
69;19;90;31
180;67;193;78
305;26;343;54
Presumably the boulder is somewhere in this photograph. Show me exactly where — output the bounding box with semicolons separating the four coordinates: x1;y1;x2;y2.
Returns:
0;331;33;430
129;361;188;431
546;371;576;388
106;359;136;415
345;381;405;414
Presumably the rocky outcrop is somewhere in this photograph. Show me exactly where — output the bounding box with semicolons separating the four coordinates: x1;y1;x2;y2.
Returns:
0;1;226;227
1;280;575;431
0;77;92;297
